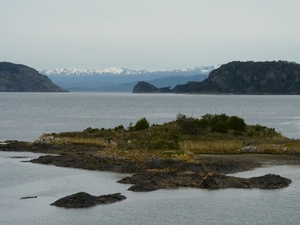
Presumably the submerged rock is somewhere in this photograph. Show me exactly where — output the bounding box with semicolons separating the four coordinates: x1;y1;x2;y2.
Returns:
20;196;37;200
50;192;126;208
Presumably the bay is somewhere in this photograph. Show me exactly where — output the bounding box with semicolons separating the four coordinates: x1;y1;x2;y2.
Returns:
0;92;300;142
1;92;300;224
1;151;300;225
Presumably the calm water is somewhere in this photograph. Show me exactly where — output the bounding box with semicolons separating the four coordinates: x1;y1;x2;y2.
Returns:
1;151;300;225
0;92;300;141
1;93;300;224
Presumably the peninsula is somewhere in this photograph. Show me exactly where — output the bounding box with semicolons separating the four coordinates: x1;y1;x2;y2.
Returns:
0;62;68;92
1;113;299;193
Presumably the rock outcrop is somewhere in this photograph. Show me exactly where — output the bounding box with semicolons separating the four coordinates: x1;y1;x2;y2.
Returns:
0;62;68;92
50;192;126;208
29;154;260;174
118;172;292;192
2;141;295;192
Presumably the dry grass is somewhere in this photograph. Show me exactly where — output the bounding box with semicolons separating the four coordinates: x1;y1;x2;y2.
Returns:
37;117;300;159
52;137;106;146
179;139;245;154
179;138;300;155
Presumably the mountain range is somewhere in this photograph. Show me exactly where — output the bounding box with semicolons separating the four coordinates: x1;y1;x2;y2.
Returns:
40;66;219;92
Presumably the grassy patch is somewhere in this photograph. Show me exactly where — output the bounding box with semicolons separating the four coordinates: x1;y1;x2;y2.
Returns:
179;139;244;154
36;113;300;159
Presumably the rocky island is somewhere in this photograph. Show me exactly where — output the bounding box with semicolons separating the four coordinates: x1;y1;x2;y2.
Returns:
50;192;126;208
1;113;299;197
0;62;68;92
133;61;300;94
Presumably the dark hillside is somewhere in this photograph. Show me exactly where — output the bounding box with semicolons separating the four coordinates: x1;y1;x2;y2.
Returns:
0;62;68;92
173;61;300;94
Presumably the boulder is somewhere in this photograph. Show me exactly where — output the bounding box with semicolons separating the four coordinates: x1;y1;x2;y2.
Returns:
50;192;126;208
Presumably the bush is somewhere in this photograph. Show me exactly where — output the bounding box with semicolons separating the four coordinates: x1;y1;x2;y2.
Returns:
134;117;150;131
176;113;197;135
194;118;210;130
227;116;246;131
210;113;229;126
212;121;228;133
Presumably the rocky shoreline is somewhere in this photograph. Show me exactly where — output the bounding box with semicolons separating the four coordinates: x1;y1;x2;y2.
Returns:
1;140;299;207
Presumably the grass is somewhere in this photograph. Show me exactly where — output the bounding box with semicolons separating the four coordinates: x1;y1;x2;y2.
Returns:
56;137;106;146
36;113;300;160
179;139;245;154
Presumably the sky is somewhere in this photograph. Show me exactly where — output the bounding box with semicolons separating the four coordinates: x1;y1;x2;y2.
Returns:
1;0;300;71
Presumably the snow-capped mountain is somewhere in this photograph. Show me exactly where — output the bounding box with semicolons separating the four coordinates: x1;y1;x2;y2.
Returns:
40;65;220;77
40;67;148;76
40;65;220;92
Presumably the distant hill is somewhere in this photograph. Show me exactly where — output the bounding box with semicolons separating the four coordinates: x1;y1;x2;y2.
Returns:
40;66;215;92
0;62;68;92
174;61;300;94
133;81;172;93
133;61;300;94
68;74;208;92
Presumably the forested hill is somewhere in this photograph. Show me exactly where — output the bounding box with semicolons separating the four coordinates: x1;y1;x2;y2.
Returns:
0;62;68;92
173;61;300;94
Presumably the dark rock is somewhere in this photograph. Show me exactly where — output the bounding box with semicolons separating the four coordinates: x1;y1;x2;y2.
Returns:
249;173;292;189
20;196;37;200
2;141;293;193
30;154;146;172
118;172;292;192
29;154;259;175
50;192;126;208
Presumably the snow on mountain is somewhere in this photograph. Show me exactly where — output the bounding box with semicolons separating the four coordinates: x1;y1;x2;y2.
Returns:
40;67;149;76
40;65;220;77
169;65;221;74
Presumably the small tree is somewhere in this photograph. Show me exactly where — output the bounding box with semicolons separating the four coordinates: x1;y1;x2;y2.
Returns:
134;117;150;131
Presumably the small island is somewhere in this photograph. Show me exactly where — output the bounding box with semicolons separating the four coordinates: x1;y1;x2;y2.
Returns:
2;113;299;194
50;192;126;208
133;61;300;94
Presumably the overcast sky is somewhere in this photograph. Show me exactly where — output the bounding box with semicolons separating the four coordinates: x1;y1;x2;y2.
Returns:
1;0;300;71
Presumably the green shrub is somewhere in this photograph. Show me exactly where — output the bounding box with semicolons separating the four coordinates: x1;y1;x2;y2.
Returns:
114;125;125;131
227;116;246;131
212;121;228;133
210;113;229;126
176;113;198;135
254;124;264;132
134;117;150;131
195;118;210;130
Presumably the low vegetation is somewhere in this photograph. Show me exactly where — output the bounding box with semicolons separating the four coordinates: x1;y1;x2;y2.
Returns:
38;113;300;160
